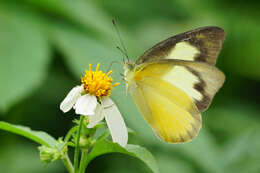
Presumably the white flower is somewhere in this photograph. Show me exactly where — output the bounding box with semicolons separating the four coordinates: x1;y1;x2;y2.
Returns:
60;85;128;147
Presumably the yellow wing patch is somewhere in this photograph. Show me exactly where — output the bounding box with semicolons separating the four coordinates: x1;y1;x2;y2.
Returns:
130;65;202;143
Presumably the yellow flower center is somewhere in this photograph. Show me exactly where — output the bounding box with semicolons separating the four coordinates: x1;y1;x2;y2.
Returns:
81;64;119;98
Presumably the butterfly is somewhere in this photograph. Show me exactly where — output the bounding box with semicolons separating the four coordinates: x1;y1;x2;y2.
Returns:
123;26;225;143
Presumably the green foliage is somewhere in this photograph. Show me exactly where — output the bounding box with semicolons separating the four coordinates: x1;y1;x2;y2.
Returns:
38;145;62;163
0;2;50;112
0;121;159;173
0;143;64;173
0;121;56;147
0;0;260;172
87;140;159;173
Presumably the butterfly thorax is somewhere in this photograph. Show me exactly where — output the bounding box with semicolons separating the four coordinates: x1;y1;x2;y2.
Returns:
123;61;135;82
123;61;138;94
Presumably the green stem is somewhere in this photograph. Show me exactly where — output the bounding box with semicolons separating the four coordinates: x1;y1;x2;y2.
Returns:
79;149;89;173
65;126;78;142
74;116;84;173
62;153;74;173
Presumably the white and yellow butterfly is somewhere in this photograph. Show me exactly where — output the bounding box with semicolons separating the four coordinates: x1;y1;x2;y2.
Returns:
123;27;225;143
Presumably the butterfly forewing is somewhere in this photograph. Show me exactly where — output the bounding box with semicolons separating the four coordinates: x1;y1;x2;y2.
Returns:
136;26;225;66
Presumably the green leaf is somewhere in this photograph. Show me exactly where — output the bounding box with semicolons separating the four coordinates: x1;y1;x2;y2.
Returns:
0;121;57;147
0;143;64;173
0;3;50;112
86;140;159;173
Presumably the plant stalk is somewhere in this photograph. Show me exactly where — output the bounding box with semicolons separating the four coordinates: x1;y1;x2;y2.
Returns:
65;126;78;142
62;153;74;173
74;116;84;173
79;149;89;173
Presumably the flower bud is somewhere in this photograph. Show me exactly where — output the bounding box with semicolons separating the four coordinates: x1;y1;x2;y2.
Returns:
38;145;62;163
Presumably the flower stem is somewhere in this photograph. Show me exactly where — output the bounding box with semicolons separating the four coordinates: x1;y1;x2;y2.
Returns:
62;153;74;173
74;116;84;173
65;126;78;142
79;149;89;173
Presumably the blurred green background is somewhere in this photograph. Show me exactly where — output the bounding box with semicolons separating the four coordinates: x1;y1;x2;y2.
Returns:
1;0;260;172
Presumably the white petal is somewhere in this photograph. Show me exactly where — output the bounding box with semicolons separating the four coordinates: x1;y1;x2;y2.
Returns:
102;98;128;147
60;85;84;113
87;104;105;128
74;94;97;116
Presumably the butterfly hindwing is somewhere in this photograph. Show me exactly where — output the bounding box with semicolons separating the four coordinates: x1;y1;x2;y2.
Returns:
127;60;224;143
136;26;225;65
178;61;225;111
130;70;202;143
133;60;225;112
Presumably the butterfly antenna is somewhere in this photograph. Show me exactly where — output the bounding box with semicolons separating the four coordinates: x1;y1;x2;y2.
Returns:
116;46;128;62
112;19;130;62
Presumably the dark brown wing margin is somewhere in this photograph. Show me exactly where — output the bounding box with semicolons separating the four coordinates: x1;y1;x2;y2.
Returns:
136;26;225;66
